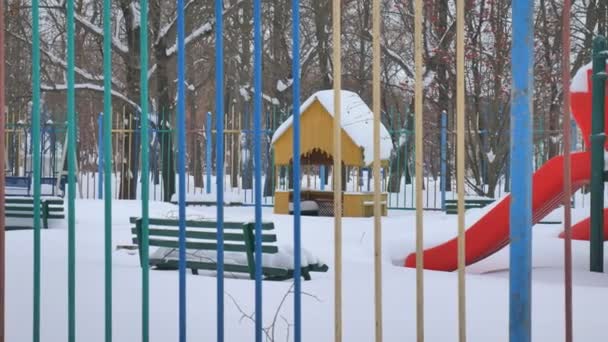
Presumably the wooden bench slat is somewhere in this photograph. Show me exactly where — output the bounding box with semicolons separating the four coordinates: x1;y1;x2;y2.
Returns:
151;259;290;278
131;227;277;243
129;216;274;230
5;207;39;212
133;238;280;254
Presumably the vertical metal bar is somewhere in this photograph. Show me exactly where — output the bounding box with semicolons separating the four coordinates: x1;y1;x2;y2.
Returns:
127;112;133;198
440;111;447;211
206;112;212;195
0;0;5;339
66;0;77;340
139;0;150;340
291;0;302;340
414;0;425;337
102;0;113;340
332;0;342;340
561;0;573;340
509;0;534;340
114;112;119;199
456;0;466;337
176;0;188;340
31;0;42;340
590;36;606;273
372;0;382;340
253;0;263;339
571;120;577;151
320;165;325;191
215;0;225;340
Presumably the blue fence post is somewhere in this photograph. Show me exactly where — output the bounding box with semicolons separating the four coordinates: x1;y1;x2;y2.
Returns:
253;0;264;338
509;0;534;340
570;119;577;151
440;110;447;210
214;0;226;339
291;0;302;340
98;112;103;199
320;165;325;191
176;0;188;340
206;112;212;195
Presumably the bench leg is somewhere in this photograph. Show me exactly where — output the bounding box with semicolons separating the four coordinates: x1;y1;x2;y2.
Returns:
191;269;199;275
302;269;311;281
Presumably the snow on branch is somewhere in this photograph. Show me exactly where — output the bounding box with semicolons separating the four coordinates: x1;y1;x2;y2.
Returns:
155;0;197;46
9;32;125;89
74;13;129;55
362;31;413;78
164;0;245;57
165;23;213;57
41;83;140;111
273;43;318;94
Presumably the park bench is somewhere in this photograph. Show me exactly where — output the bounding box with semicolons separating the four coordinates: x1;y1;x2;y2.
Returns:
130;217;328;281
445;198;495;214
169;199;244;207
5;196;65;229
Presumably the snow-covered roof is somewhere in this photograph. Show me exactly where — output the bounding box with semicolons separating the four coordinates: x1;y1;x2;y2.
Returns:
271;90;393;165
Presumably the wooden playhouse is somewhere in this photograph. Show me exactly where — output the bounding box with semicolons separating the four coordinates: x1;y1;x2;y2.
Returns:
271;90;392;217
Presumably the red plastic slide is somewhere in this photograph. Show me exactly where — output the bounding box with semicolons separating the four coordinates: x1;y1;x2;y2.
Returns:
403;151;591;271
558;209;608;241
403;60;607;271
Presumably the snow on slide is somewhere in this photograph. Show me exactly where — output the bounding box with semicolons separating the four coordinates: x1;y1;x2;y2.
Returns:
404;151;591;272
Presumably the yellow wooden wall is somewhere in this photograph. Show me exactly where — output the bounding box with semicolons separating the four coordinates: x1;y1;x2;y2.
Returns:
273;101;364;166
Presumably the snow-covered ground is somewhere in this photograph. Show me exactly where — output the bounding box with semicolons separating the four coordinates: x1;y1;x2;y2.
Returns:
5;199;608;341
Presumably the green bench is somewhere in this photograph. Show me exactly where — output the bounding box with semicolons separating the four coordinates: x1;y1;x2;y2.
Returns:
5;197;65;229
130;217;328;281
445;198;494;214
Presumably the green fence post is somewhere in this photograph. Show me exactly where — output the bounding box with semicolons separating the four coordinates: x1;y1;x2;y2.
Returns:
103;0;114;339
31;1;42;341
590;36;607;273
66;0;77;340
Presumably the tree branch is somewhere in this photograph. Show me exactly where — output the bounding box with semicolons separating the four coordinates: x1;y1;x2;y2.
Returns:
41;83;140;111
164;0;246;57
73;12;129;57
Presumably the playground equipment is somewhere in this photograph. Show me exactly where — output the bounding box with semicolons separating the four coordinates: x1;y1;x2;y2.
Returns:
0;0;590;341
405;151;592;270
271;90;391;217
404;43;608;273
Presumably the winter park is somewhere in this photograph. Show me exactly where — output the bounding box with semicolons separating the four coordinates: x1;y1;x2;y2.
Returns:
2;0;608;341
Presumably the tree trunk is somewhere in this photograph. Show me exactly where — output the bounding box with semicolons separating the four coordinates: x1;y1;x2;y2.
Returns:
118;2;140;200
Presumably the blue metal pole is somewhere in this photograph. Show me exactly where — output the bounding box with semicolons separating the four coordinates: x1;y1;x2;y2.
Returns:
291;0;302;340
206;112;212;195
215;0;225;340
509;0;534;340
571;119;577;151
176;0;187;341
320;165;325;191
440;110;447;210
98;113;103;199
253;0;263;340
